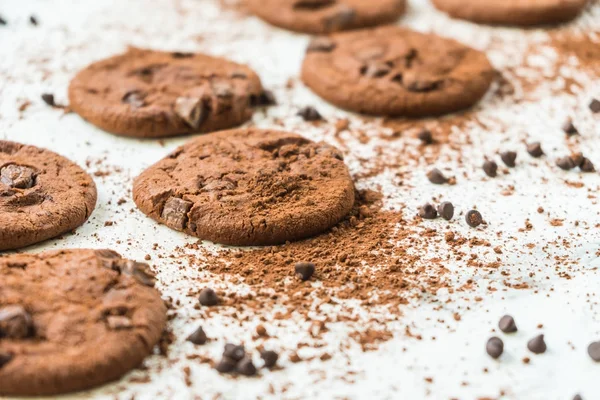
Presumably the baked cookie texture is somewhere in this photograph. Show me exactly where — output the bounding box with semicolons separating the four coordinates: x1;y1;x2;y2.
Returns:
0;249;167;396
68;47;266;138
301;26;495;117
432;0;588;26
0;141;97;251
246;0;406;34
133;128;355;246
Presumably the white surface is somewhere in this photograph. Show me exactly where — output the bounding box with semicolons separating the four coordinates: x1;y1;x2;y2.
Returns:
1;0;600;399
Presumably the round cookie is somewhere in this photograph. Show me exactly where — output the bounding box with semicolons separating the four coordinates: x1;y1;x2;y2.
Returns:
133;128;355;246
431;0;588;26
68;47;269;138
301;26;495;117
0;141;97;251
0;249;167;396
247;0;406;34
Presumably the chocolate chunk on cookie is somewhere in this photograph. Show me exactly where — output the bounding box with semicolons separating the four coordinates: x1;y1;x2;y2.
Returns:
133;128;355;245
68;47;266;138
432;0;587;26
247;0;406;34
0;141;97;251
0;249;167;396
301;26;494;117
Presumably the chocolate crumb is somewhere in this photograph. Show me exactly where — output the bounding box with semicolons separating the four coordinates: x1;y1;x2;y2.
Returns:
427;168;448;184
483;160;498;177
418;203;438;220
198;288;219;306
41;93;56;107
29;15;38;26
562;119;579;136
527;334;547;354
0;15;7;25
187;326;207;345
260;350;279;368
465;210;483;228
297;106;323;121
500;151;517;168
526;142;544;158
417;129;433;145
437;202;454;221
295;262;315;281
486;337;504;359
498;315;517;333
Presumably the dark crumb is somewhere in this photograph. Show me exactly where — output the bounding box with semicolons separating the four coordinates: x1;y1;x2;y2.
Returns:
0;15;7;25
41;93;56;107
29;15;38;26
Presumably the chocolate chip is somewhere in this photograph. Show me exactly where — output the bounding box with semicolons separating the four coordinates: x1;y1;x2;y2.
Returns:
486;337;504;359
236;357;257;376
295;262;315;281
307;37;336;53
0;351;13;368
527;334;547;354
500;151;517;168
417;129;433;145
570;152;584;167
587;341;600;362
465;210;483;228
41;93;56;107
437;202;454;221
563;119;579;136
590;99;600;114
427;168;448;184
580;158;595;173
172;52;193;58
483;160;498;177
324;6;356;31
526;142;544;158
0;15;6;25
106;315;132;330
418;203;438;220
556;156;576;171
174;97;208;129
0;164;36;189
498;315;517;333
198;288;219;306
223;343;246;361
260;350;279;368
187;326;208;345
573;394;583;400
297;106;323;121
161;197;192;231
361;61;391;78
122;90;146;108
0;306;34;339
215;357;236;373
29;15;38;26
122;260;156;287
250;90;277;107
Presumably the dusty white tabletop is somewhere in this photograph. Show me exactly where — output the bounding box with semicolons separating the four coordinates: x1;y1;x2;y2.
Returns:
1;0;600;399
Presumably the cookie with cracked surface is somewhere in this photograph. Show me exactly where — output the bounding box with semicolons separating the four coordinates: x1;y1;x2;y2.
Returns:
133;128;355;246
0;141;97;251
68;47;267;138
432;0;588;26
0;249;166;396
247;0;406;34
301;26;495;117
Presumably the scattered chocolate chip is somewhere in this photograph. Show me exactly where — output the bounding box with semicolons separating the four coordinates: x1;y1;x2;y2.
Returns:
427;168;448;184
0;164;36;189
465;210;483;228
573;394;583;400
580;158;595;173
417;129;433;145
570;152;584;167
307;37;336;53
223;343;246;362
106;315;132;330
0;15;6;25
486;337;504;359
0;351;12;368
500;151;517;168
198;288;219;306
260;350;279;368
29;15;38;26
215;357;236;373
418;203;438;220
161;197;192;231
41;93;56;107
563;119;579;136
437;202;454;221
297;106;323;121
122;90;146;108
174;97;208;129
590;99;600;114
295;262;315;281
556;156;576;171
324;5;355;31
483;160;498;177
187;326;207;345
0;305;34;339
526;142;544;158
527;334;547;354
236;357;257;376
587;341;600;362
498;315;517;333
250;90;277;107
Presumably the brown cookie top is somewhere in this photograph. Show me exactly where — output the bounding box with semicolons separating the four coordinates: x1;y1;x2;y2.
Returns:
0;141;97;251
247;0;406;34
68;47;267;138
133;128;355;246
301;26;495;117
0;249;167;396
432;0;587;26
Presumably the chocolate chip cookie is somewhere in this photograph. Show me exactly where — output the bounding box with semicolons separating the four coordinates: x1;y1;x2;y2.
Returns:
301;26;495;117
133;128;355;245
247;0;406;34
0;141;97;251
68;47;268;138
432;0;587;26
0;249;166;396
